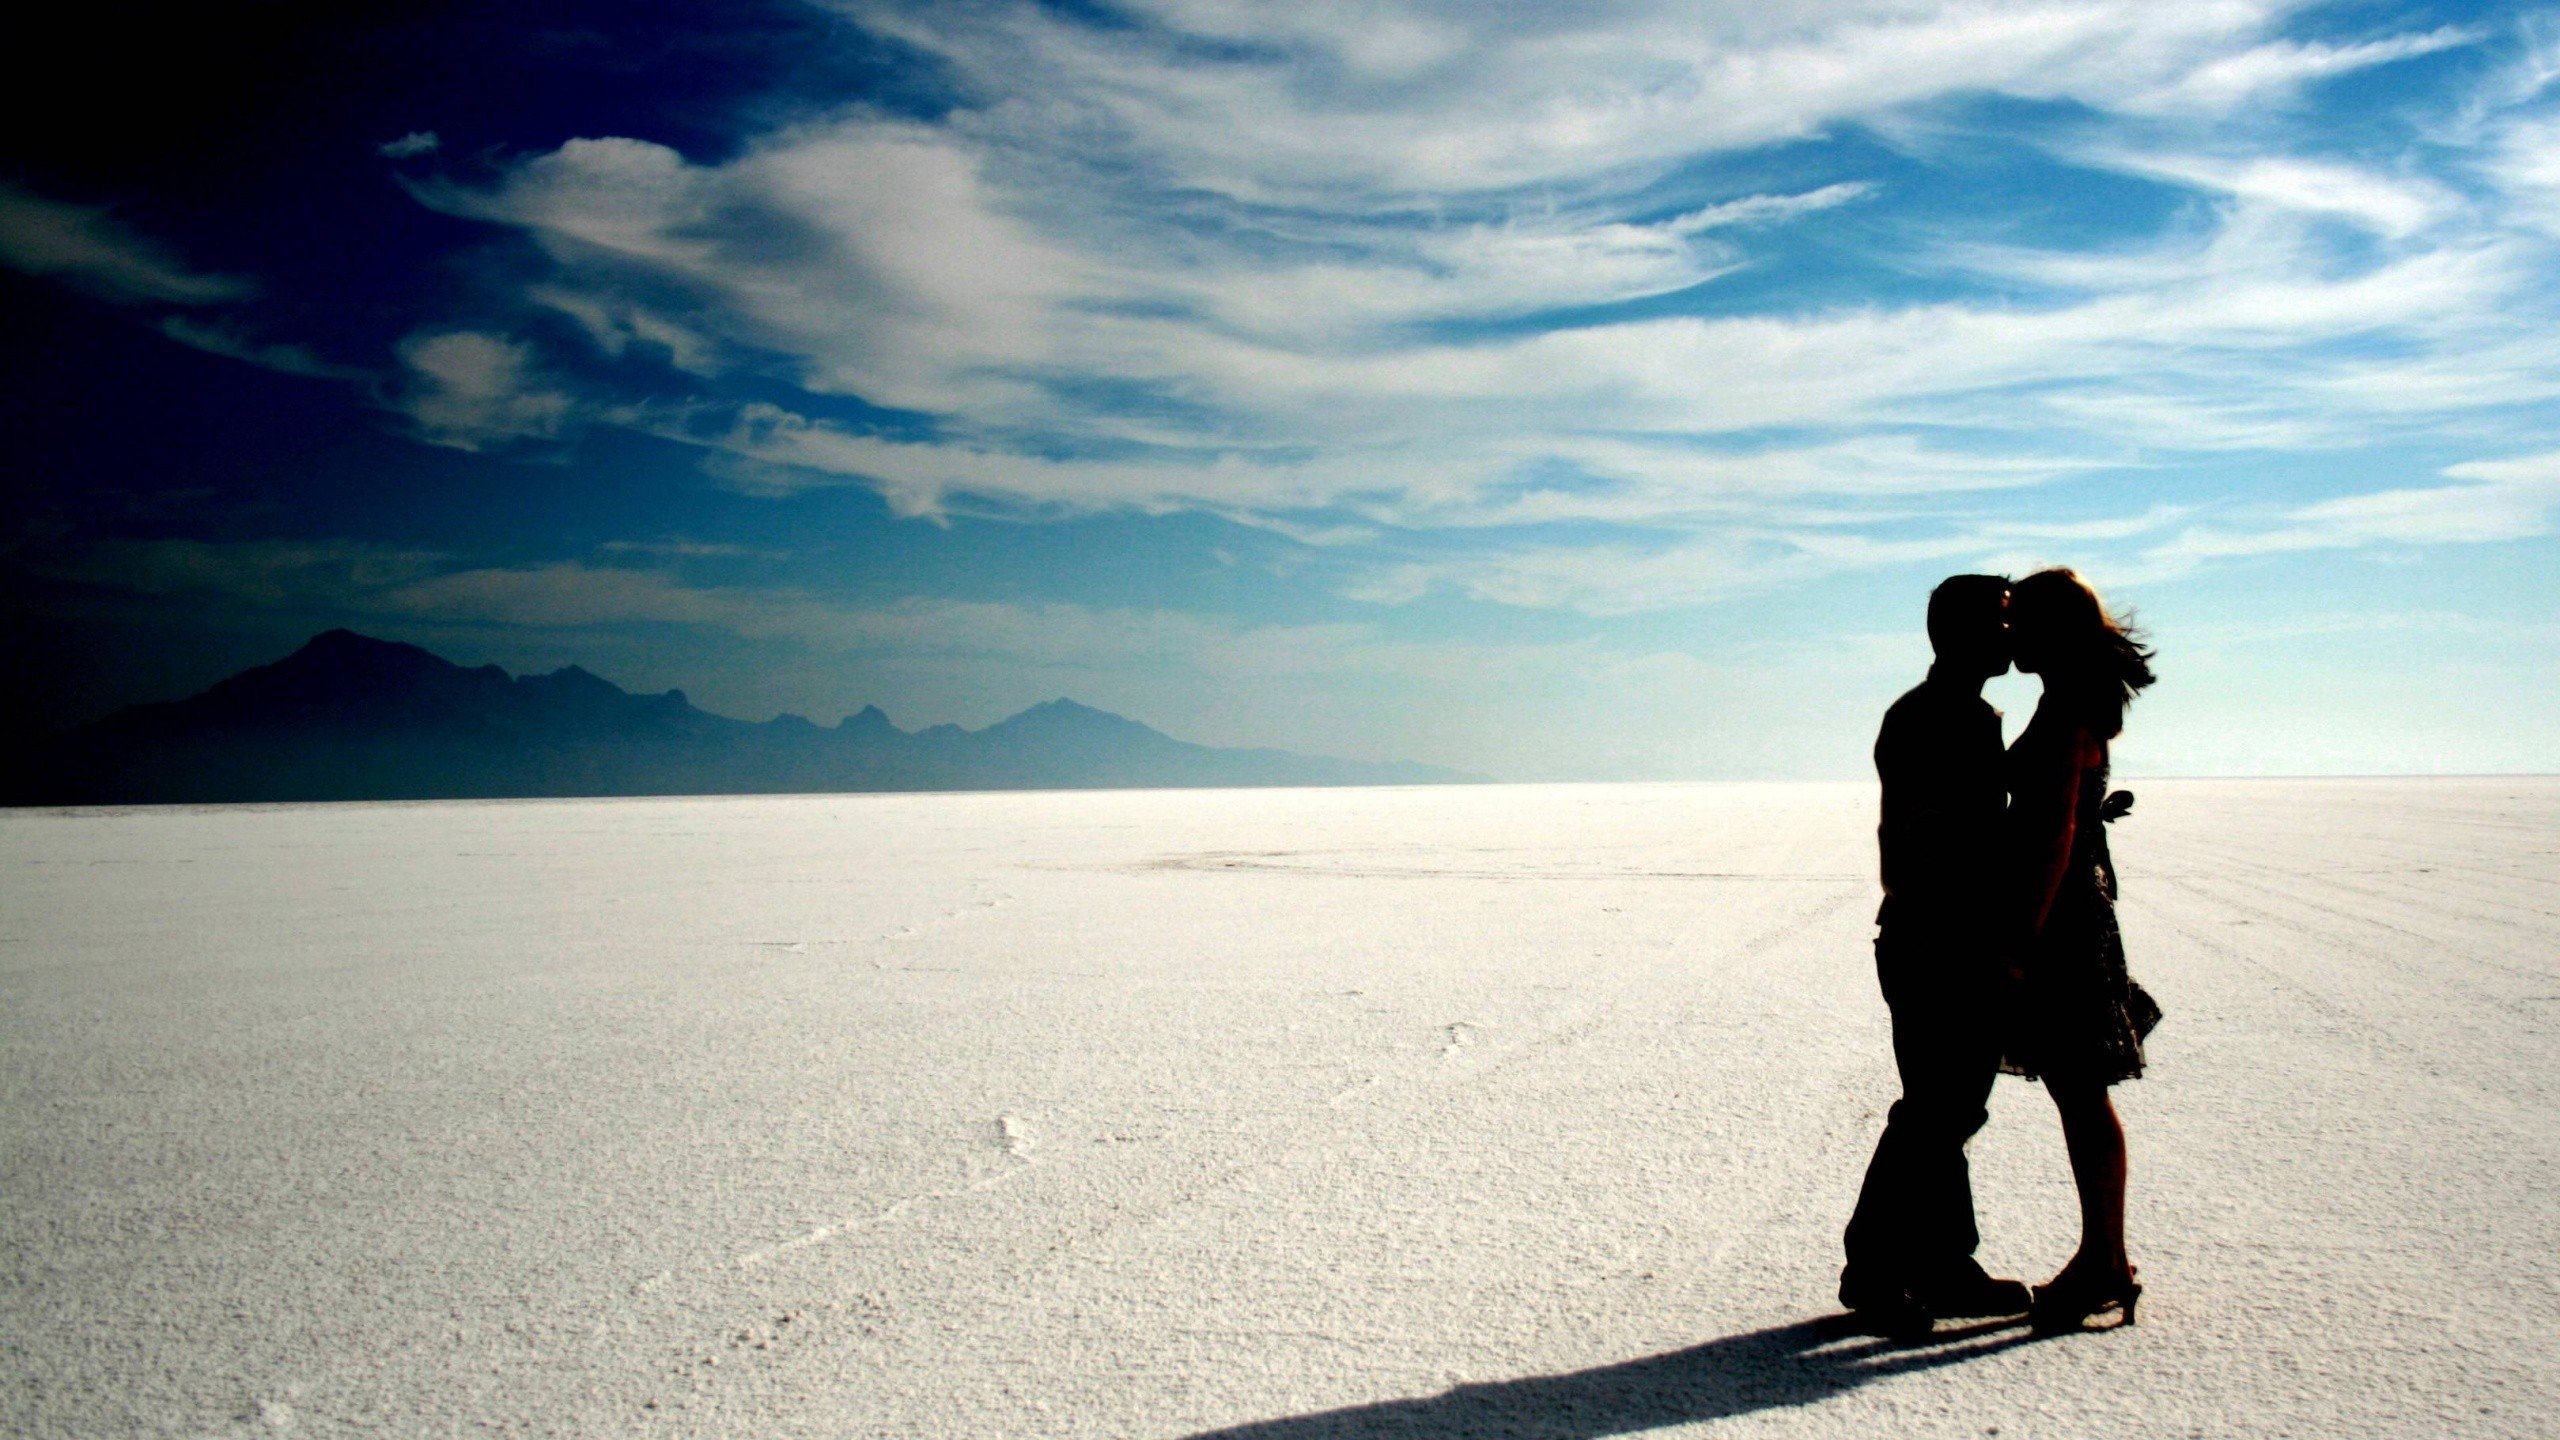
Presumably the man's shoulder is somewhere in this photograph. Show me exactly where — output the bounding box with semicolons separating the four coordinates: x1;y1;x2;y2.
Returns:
1881;678;1992;732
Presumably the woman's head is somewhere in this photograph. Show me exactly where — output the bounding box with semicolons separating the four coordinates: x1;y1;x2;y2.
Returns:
2010;567;2155;737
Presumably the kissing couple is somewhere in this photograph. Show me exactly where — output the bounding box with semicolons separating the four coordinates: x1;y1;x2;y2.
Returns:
1840;568;2163;1335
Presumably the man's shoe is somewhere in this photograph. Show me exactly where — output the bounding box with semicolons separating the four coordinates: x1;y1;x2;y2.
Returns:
1839;1273;1934;1338
1909;1265;2033;1320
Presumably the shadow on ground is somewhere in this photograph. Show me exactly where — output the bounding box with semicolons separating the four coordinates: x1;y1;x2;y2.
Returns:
1180;1314;2035;1439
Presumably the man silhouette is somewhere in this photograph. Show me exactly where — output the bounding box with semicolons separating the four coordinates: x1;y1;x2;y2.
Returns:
1839;574;2032;1329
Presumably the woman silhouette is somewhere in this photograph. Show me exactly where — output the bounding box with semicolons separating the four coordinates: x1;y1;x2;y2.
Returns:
2002;568;2161;1330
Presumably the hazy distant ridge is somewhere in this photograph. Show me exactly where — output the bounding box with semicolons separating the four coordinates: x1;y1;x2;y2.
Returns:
5;630;1479;803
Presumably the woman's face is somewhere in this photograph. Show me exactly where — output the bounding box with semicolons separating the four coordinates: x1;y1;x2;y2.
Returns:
2010;601;2061;675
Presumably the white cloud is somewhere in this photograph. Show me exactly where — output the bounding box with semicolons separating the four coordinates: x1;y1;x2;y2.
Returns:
2355;448;2560;541
2140;448;2560;571
525;283;721;375
0;186;374;386
2087;152;2457;237
158;317;369;381
412;128;1088;416
392;331;575;450
1665;183;1873;233
0;183;255;305
1329;499;2202;616
377;131;441;160
2487;109;2560;233
372;1;2560;611
2131;26;2478;114
846;0;2293;201
638;398;2115;530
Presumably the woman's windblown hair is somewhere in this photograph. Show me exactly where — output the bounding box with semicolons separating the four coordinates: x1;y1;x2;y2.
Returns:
2013;567;2156;738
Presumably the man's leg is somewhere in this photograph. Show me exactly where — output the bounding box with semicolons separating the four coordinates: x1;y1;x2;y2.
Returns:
1842;930;2010;1311
1889;993;1999;1276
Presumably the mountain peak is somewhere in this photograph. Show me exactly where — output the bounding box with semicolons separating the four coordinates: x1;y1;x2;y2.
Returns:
219;628;471;697
278;628;450;672
532;663;619;692
300;627;380;652
988;697;1155;734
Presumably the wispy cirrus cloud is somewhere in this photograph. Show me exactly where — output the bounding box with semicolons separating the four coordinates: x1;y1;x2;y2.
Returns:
158;316;370;381
2126;25;2479;114
353;2;2560;616
848;0;2297;200
2140;447;2560;574
2076;151;2461;238
376;131;441;160
0;182;254;305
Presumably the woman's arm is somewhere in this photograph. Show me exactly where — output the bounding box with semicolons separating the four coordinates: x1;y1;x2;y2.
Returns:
2012;723;2091;951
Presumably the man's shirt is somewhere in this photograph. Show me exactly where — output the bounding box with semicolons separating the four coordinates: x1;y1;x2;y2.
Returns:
1874;665;2006;930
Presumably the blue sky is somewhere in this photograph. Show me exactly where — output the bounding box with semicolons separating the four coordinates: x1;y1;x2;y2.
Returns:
3;0;2555;778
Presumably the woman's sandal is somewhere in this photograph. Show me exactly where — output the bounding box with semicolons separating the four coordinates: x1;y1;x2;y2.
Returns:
2029;1261;2142;1332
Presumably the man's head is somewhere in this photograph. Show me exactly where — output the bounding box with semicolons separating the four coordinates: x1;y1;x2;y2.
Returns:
1926;573;2011;679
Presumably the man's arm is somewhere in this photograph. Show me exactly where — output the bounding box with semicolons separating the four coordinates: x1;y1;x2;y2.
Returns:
1873;705;1923;900
1875;694;1961;904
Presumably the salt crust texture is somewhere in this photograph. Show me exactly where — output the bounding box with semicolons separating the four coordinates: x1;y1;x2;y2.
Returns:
1;779;2554;1438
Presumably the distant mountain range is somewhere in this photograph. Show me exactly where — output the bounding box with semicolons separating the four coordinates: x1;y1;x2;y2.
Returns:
3;630;1480;804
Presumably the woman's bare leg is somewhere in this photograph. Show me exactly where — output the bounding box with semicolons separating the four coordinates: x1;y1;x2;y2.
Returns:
2048;1080;2128;1277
